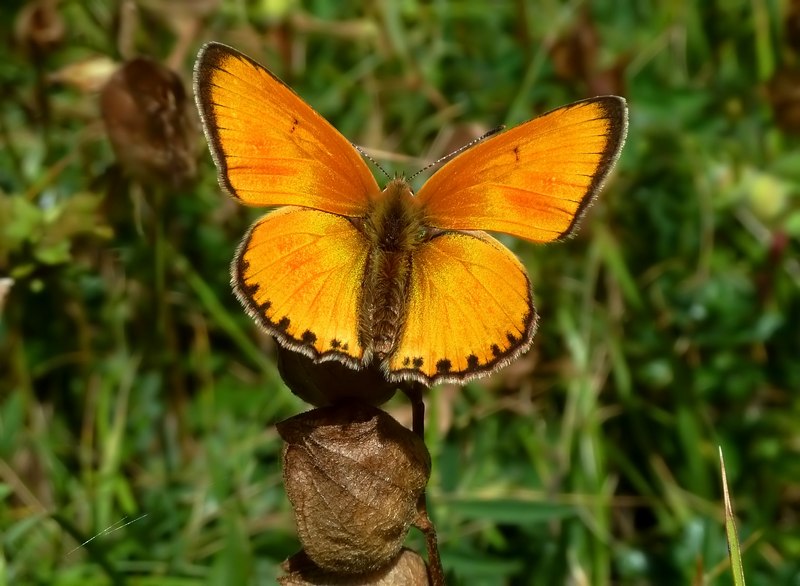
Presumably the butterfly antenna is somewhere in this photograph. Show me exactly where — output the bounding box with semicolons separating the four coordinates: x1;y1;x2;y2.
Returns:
354;144;392;179
408;125;505;181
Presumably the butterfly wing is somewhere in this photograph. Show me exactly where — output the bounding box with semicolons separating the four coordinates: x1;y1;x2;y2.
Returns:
194;42;380;215
387;231;536;385
235;207;369;366
416;96;628;242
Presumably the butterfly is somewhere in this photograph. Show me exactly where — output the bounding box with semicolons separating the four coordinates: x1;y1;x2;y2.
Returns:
193;42;628;387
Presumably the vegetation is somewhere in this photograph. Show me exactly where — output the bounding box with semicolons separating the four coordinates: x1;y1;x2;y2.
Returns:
2;0;799;584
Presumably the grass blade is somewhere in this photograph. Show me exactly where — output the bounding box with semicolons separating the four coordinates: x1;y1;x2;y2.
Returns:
719;446;746;586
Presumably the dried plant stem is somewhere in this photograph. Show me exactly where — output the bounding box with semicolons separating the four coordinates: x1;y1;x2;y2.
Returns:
415;493;445;586
403;382;446;584
403;382;427;438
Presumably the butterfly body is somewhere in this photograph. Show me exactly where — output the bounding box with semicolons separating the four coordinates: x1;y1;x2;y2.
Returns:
358;178;424;362
194;42;628;387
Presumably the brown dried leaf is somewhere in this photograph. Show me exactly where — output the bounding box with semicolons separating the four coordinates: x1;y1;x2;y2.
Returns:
48;56;118;94
0;279;12;314
549;7;626;97
278;403;431;575
550;8;598;83
767;67;800;134
278;548;429;585
787;0;800;54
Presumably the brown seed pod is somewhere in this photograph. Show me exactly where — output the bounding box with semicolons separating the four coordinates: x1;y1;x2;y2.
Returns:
277;403;431;575
100;57;197;188
276;345;397;407
14;0;64;55
278;548;429;585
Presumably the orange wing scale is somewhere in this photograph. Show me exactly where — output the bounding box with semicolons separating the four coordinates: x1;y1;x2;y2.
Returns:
389;231;536;385
234;207;369;366
194;43;380;216
417;97;627;243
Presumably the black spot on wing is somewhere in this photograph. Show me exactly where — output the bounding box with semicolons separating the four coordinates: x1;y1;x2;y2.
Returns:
394;306;536;385
401;356;425;369
436;359;452;374
231;224;362;367
239;272;260;299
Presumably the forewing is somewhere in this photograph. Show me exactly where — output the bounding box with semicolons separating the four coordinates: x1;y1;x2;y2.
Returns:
416;96;628;242
194;42;380;215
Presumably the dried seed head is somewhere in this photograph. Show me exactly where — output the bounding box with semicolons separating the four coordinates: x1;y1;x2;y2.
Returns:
278;403;431;575
278;548;429;585
100;57;197;188
14;0;64;55
277;345;397;406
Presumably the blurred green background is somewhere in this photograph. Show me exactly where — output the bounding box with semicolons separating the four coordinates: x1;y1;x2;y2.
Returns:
2;0;800;584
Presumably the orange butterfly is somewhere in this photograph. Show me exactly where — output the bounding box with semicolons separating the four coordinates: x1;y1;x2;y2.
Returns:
194;43;628;387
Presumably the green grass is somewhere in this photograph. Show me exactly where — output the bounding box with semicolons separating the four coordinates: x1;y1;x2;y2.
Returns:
2;0;800;584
